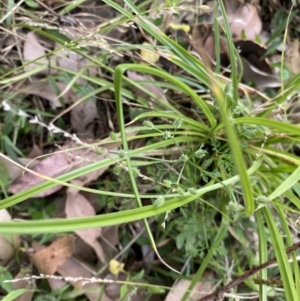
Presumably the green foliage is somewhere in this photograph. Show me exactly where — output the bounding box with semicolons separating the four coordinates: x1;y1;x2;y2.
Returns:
1;0;300;300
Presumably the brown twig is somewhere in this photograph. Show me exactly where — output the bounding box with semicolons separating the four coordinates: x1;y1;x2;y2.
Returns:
198;241;300;301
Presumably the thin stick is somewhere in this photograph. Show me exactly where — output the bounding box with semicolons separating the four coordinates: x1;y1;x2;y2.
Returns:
198;242;300;301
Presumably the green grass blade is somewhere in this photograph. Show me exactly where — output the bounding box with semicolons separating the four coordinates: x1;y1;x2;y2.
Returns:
180;219;228;301
0;158;262;234
263;206;297;300
256;210;268;301
268;164;300;201
212;81;254;216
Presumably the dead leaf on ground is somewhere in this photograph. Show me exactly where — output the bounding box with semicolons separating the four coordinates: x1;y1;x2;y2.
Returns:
23;32;48;72
65;189;106;263
285;39;300;75
9;140;117;197
101;225;119;257
224;0;262;41
127;71;170;109
164;272;215;301
27;144;43;159
240;56;280;89
71;100;98;138
0;209;21;265
0;154;39;182
220;39;280;89
73;236;97;263
19;81;76;108
58;256;113;301
31;236;74;275
105;273;161;301
54;44;99;77
12;271;35;301
187;24;215;69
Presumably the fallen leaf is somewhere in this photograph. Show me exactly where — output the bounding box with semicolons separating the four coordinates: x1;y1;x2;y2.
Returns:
27;144;43;159
73;236;97;263
23;32;48;72
285;39;300;75
101;225;119;257
0;153;39;182
225;1;262;41
12;271;35;301
65;189;106;263
19;81;76;108
240;56;280;89
127;71;170;108
0;209;20;265
58;257;113;301
9;141;117;197
188;24;215;69
220;40;280;89
58;51;82;73
71;100;98;138
164;272;215;301
31;236;74;275
234;40;272;74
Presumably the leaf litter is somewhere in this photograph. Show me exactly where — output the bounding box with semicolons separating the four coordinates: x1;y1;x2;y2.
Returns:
3;0;300;300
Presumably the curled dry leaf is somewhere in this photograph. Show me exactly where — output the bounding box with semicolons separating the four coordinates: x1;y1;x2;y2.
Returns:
71;100;98;138
220;40;279;89
127;71;170;108
164;272;214;301
58;257;113;301
65;189;105;263
224;0;262;41
0;209;21;265
240;56;280;89
31;236;74;275
9;140;118;197
23;32;48;72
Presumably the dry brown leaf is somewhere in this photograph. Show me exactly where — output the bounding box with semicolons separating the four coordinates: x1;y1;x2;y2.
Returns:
127;71;170;108
0;153;39;182
101;226;119;257
9;141;117;197
225;1;262;41
164;272;215;301
12;272;35;301
71;100;99;138
23;32;48;72
31;236;74;275
188;25;214;69
65;189;105;263
58;51;82;73
220;40;279;89
73;236;97;263
285;39;300;75
105;273;160;301
28;144;43;159
240;56;280;89
58;257;113;301
0;209;20;265
19;81;76;108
